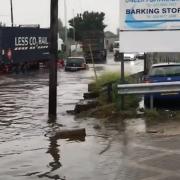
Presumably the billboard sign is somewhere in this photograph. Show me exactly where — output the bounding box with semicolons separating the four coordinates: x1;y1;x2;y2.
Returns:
120;0;180;31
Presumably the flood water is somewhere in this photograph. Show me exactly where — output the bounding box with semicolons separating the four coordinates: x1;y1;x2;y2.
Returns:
0;56;146;180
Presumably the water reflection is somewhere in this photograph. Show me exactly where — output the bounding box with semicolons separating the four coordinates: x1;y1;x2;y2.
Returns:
125;118;146;134
38;137;64;180
47;137;61;172
43;116;86;179
37;143;62;179
37;117;64;180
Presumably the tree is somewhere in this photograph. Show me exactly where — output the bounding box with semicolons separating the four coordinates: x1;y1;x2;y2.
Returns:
68;11;106;41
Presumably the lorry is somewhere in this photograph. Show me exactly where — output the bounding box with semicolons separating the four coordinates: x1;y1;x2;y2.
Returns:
0;26;50;72
81;31;107;63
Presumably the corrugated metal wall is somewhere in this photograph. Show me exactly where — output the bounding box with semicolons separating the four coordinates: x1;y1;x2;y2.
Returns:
145;53;180;73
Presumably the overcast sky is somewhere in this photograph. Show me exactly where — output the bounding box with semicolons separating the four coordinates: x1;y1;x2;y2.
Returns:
0;0;119;33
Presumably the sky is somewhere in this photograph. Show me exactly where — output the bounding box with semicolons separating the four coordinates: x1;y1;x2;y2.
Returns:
0;0;119;34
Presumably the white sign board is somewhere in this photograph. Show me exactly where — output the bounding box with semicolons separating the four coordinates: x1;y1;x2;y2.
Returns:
120;30;180;52
120;0;180;31
120;0;180;52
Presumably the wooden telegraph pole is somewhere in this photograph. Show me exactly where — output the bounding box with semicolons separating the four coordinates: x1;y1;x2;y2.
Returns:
64;0;68;56
49;0;58;118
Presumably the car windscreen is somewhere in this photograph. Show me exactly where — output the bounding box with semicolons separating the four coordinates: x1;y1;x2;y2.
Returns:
150;65;180;76
66;58;85;64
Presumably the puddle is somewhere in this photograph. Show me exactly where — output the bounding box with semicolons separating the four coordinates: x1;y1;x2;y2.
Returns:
125;118;146;134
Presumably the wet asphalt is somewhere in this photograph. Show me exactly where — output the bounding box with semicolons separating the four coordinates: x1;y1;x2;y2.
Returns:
0;54;180;180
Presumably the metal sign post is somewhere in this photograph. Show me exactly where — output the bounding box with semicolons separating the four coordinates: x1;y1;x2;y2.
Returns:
120;53;125;83
120;52;125;110
144;53;147;75
49;0;58;118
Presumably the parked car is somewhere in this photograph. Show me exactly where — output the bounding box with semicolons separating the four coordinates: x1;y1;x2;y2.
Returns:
143;63;180;108
135;52;144;59
114;52;136;61
124;53;136;61
65;57;88;71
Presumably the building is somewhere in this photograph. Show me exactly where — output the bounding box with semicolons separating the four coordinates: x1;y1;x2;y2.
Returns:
104;31;118;52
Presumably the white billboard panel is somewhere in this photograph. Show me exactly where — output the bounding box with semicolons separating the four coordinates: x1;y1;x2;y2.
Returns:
120;0;180;31
120;31;180;52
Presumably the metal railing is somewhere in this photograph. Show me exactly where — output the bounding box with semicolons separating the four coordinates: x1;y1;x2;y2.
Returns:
101;81;117;103
117;81;180;109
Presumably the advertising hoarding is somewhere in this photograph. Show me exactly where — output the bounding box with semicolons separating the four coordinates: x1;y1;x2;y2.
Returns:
120;30;180;52
119;0;180;52
120;0;180;31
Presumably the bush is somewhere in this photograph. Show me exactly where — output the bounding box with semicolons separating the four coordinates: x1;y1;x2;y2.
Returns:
89;71;140;110
89;71;121;92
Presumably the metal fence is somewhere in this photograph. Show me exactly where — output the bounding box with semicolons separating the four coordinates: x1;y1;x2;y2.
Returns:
117;81;180;109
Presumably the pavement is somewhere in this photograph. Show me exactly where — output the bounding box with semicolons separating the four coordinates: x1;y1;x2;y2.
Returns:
114;134;180;180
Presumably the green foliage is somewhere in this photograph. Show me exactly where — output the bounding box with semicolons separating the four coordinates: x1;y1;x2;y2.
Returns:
144;109;165;126
145;109;159;119
57;51;65;59
95;71;120;90
89;71;139;110
145;110;180;126
68;11;106;41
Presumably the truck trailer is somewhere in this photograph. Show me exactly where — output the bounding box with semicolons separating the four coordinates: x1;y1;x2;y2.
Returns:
0;26;50;72
82;31;107;63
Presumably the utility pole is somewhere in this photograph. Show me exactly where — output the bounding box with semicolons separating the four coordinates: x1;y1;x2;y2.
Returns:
10;0;14;27
49;0;58;118
64;0;68;56
73;9;75;42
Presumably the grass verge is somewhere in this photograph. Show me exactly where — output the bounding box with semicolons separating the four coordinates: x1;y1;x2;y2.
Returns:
83;71;141;119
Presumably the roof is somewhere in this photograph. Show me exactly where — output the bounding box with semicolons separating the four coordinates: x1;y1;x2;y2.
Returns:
104;31;117;38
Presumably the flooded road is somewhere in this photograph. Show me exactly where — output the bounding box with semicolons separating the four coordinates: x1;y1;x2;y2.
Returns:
0;56;154;180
